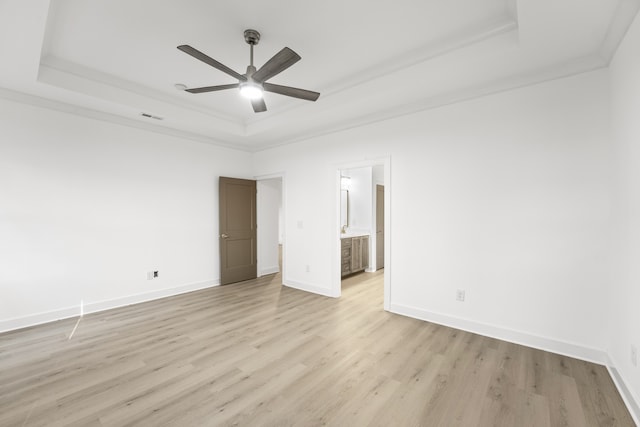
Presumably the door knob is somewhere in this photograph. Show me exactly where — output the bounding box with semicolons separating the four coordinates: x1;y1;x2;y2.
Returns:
221;233;229;239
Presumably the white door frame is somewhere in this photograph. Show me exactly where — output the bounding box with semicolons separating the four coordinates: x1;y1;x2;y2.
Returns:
333;157;391;311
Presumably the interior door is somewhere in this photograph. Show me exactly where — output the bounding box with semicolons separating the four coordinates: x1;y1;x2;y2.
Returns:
376;185;384;270
219;177;257;285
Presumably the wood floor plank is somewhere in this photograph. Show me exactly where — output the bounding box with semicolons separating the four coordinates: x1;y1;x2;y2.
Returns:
0;270;634;426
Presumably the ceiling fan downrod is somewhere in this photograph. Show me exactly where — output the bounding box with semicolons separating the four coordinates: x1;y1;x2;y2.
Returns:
244;29;260;75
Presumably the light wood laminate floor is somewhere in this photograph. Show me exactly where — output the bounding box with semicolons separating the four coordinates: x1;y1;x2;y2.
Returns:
0;271;634;426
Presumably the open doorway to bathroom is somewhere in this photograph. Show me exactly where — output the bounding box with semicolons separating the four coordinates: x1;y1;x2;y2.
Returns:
337;160;389;310
257;176;284;283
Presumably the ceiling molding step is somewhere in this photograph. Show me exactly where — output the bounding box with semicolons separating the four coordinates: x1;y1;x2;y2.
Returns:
245;17;519;129
0;86;253;152
0;0;50;83
38;56;244;128
597;0;640;64
321;18;519;99
506;0;518;21
252;54;608;153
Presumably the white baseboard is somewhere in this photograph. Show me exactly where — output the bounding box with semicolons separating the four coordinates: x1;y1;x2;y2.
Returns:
391;302;640;422
389;302;607;365
82;279;219;315
606;356;640;426
284;279;336;298
258;266;280;277
0;279;219;334
0;306;81;334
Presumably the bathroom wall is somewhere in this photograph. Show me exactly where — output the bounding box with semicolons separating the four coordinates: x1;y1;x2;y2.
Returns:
342;167;373;235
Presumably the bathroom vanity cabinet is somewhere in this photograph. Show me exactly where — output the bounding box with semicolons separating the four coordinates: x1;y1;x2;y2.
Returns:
341;235;369;277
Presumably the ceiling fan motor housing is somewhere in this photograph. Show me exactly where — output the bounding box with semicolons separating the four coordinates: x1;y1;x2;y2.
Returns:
244;29;260;45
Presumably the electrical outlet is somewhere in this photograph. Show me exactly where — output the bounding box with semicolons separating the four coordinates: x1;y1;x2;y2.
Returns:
632;344;637;367
305;265;310;273
456;289;465;302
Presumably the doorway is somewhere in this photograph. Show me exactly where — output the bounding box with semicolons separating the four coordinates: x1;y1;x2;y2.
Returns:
335;159;390;310
376;184;384;270
256;175;284;280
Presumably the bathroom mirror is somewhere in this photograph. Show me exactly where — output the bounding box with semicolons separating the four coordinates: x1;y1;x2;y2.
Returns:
340;189;349;231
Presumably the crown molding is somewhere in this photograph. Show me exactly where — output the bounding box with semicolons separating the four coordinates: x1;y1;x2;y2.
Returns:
598;0;640;64
39;56;243;126
252;54;608;152
0;86;253;152
246;16;519;130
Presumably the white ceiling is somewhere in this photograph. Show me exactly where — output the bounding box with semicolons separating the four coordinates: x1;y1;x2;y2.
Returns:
0;0;638;151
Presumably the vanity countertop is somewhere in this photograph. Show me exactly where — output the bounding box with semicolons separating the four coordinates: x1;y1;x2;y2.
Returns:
341;233;369;239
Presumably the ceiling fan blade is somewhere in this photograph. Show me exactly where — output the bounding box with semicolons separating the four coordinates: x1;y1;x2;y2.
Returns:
177;45;246;82
251;98;267;113
251;47;301;83
263;83;320;101
185;83;239;94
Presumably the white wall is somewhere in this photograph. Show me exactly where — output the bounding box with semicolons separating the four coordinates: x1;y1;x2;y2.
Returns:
0;98;252;331
372;165;384;186
253;69;612;360
609;10;640;419
257;178;281;276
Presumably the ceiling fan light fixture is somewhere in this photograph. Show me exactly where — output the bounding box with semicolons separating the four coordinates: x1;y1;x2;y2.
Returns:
177;29;320;112
239;82;263;100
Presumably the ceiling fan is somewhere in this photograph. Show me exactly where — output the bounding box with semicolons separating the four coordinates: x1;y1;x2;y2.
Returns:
177;29;320;113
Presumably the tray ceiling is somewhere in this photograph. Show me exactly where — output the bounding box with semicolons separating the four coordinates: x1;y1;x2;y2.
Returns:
0;0;638;151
